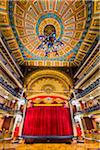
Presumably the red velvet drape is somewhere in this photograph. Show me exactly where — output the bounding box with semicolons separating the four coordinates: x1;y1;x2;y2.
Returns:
23;106;73;136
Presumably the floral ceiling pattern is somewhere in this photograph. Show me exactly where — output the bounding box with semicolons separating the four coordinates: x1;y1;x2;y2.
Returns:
0;0;99;66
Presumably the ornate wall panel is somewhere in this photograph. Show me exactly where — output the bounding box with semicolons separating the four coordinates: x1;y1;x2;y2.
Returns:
24;70;72;100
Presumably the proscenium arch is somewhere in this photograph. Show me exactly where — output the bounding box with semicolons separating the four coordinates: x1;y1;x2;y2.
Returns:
27;75;70;92
24;70;73;99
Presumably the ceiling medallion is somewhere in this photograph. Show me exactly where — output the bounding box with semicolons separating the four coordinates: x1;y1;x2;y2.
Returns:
37;24;64;57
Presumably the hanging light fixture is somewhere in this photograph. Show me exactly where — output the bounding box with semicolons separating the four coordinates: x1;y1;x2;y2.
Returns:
37;24;64;57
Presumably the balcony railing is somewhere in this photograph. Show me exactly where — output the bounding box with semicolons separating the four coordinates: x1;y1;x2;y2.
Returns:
0;53;23;85
76;79;100;99
0;103;22;114
75;57;99;85
74;104;100;115
0;76;22;97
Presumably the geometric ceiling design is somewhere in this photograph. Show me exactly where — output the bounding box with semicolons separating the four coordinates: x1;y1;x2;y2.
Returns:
0;0;99;67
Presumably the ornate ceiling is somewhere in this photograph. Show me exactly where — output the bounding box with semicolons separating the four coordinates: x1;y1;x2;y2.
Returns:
0;0;99;67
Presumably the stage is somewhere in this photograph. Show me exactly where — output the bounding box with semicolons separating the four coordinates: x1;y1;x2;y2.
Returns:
22;106;73;143
21;135;73;143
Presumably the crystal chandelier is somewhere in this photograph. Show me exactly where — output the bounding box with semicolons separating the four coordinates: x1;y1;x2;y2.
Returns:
37;25;64;57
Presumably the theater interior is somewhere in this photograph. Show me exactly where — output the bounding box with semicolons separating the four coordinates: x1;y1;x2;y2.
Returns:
0;0;99;149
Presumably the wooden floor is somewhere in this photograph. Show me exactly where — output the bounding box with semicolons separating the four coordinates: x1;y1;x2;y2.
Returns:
0;142;100;150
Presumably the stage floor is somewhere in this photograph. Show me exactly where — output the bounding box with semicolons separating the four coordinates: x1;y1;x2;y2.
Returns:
0;142;99;150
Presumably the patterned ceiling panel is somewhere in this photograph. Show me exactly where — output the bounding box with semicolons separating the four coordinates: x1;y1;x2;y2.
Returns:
0;0;99;67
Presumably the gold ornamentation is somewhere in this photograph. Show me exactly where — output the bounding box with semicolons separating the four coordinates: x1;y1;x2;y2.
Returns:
94;1;100;13
0;12;8;24
7;39;18;50
85;31;97;43
25;70;72;99
15;4;24;17
1;27;14;39
0;0;7;9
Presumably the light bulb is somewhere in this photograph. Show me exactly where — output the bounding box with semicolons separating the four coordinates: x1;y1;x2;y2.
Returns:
4;95;8;99
90;96;93;99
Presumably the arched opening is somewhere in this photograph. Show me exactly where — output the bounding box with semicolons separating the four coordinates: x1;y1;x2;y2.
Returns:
22;70;73;143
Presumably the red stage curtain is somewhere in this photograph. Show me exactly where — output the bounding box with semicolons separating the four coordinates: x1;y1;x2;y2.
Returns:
22;106;73;136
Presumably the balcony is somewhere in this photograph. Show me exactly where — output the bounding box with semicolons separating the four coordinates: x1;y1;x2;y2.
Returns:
0;103;22;115
76;79;100;99
0;76;22;97
75;57;99;86
0;53;23;86
74;104;100;115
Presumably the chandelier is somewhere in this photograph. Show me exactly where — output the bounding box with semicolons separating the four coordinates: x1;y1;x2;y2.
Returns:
37;25;64;57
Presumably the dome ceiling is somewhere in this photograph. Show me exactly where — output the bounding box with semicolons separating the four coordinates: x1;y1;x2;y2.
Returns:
0;0;99;67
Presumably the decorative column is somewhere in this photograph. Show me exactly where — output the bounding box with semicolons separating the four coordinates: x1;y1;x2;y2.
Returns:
9;116;15;137
79;117;85;137
15;89;26;137
74;115;85;137
18;99;27;136
12;114;22;138
72;90;85;138
69;102;77;137
73;91;81;111
11;97;25;138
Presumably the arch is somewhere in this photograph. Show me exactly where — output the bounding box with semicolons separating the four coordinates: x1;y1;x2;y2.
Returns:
24;69;73;99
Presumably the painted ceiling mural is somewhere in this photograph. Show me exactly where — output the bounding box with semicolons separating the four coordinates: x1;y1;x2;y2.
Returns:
0;0;99;67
